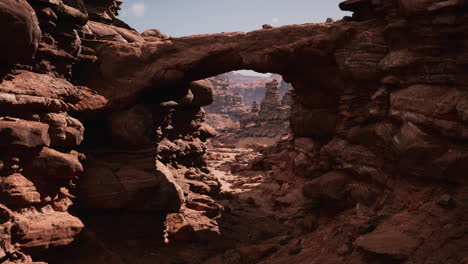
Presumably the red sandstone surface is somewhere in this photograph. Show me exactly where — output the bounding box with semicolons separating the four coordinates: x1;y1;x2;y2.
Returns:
0;0;467;263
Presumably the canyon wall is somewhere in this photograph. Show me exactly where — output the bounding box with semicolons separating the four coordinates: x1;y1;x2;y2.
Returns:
203;74;247;130
0;0;219;263
0;0;467;263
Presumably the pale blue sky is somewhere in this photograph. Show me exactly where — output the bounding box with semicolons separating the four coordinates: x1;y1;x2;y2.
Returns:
119;1;350;37
118;0;350;77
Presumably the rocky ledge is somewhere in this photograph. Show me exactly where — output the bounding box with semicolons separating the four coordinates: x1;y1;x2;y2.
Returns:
0;0;467;263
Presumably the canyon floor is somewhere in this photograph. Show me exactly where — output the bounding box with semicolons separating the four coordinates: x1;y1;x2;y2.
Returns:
38;138;303;264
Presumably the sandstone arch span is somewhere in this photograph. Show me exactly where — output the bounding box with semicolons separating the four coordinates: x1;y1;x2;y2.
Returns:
1;0;468;262
90;23;363;112
86;22;373;141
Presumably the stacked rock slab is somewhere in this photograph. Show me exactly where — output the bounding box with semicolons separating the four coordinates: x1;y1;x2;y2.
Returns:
0;0;92;262
203;74;248;130
204;74;293;135
258;79;281;120
0;0;219;262
204;75;247;120
228;74;292;107
78;81;221;242
0;0;467;263
83;1;467;263
238;79;291;138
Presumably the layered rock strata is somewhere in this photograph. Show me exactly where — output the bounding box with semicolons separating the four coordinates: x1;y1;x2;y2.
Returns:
203;74;247;129
0;0;218;262
229;75;292;106
236;79;292;138
0;0;466;263
204;74;293;136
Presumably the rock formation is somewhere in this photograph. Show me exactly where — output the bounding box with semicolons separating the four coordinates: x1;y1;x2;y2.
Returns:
0;0;467;263
202;74;246;131
251;101;259;112
281;88;295;106
205;76;292;147
203;74;247;126
235;79;291;138
258;79;281;119
204;73;292;133
0;0;217;263
229;75;292;106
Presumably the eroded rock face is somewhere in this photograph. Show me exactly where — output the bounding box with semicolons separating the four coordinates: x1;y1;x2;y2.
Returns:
237;79;292;138
204;74;248;128
0;0;467;263
228;74;292;107
29;147;83;179
205;74;293;147
18;206;84;252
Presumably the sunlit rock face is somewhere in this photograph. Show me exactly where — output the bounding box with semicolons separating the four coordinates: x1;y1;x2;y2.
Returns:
0;0;467;263
233;79;292;139
228;73;293;107
203;73;293;140
203;74;248;127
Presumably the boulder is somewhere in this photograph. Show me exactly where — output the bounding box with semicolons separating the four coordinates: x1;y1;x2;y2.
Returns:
0;118;50;148
141;28;169;40
339;0;375;21
57;3;88;26
354;229;420;260
19;207;84;252
0;70;107;113
319;138;385;183
87;21;144;43
190;80;214;107
0;0;41;65
237;243;278;264
165;208;220;242
112;26;145;43
393;122;446;179
29;147;83;179
346;123;395;154
0;173;41;207
0;204;15;257
150;161;185;211
302;170;352;202
175;89;194;106
41;112;85;148
294;137;318;155
112;161;184;211
79;155;183;211
196;123;217;141
390;85;468;139
87;21;127;43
